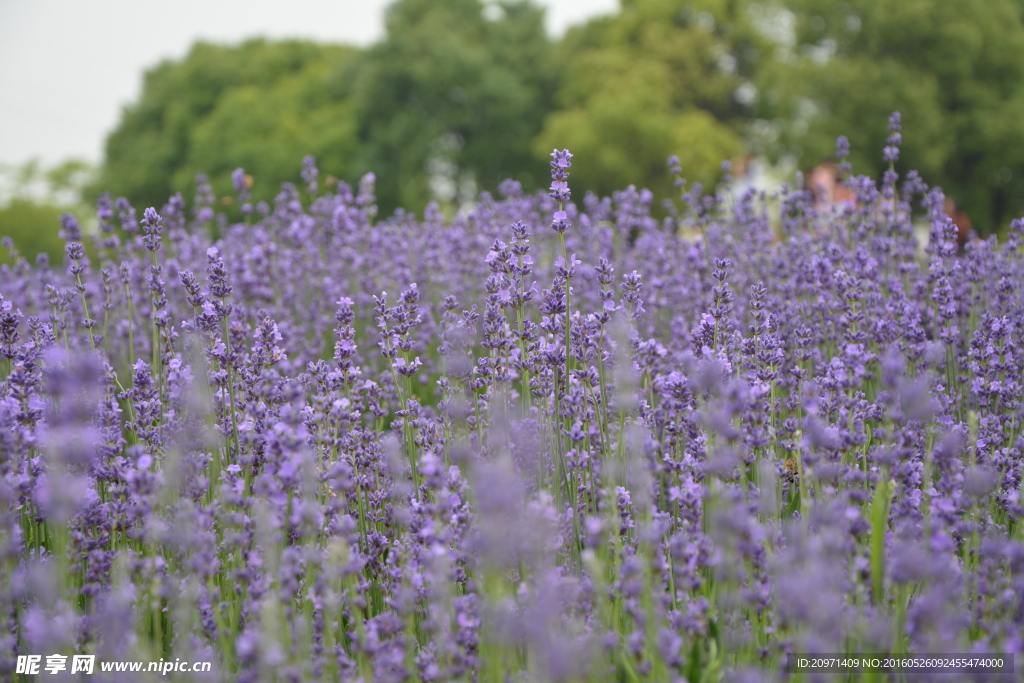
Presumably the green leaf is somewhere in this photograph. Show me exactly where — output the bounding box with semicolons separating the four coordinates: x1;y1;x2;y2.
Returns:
870;474;891;604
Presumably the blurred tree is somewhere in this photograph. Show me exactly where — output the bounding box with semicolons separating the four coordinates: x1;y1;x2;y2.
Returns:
757;0;1024;234
44;159;95;206
0;158;95;267
341;0;558;213
177;59;359;203
536;0;772;202
91;39;358;210
0;200;67;267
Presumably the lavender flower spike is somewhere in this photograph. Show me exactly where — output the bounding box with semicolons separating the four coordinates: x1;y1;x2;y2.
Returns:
550;149;573;232
883;111;901;164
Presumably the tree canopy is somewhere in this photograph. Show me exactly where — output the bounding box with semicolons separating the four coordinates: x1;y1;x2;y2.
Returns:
90;39;358;210
87;0;1024;234
536;0;774;201
758;0;1024;233
0;158;95;266
340;0;557;212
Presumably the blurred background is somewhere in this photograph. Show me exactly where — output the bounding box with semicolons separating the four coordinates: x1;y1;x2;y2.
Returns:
3;0;1024;264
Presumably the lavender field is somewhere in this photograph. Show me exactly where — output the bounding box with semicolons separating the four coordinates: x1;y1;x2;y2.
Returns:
1;119;1022;682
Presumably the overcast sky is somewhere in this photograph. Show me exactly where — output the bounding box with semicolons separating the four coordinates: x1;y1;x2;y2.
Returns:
0;0;618;169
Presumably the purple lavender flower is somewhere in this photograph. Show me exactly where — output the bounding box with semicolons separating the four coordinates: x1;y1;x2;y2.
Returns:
883;111;902;164
835;135;851;173
0;114;1019;681
141;207;162;252
59;213;82;241
301;154;319;194
549;149;573;232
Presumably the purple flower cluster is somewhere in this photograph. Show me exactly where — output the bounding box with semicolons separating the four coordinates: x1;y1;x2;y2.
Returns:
549;148;572;233
1;120;1023;680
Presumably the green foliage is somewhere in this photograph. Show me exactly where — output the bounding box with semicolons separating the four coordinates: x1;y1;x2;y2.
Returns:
93;5;555;218
759;55;949;177
1;157;95;208
177;59;359;203
91;39;358;210
342;0;557;213
88;0;1024;233
0;158;95;268
538;89;741;202
761;0;1024;234
537;0;766;202
0;200;66;267
43;159;94;202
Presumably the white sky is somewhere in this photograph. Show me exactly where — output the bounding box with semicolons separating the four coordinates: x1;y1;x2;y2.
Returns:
0;0;619;168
